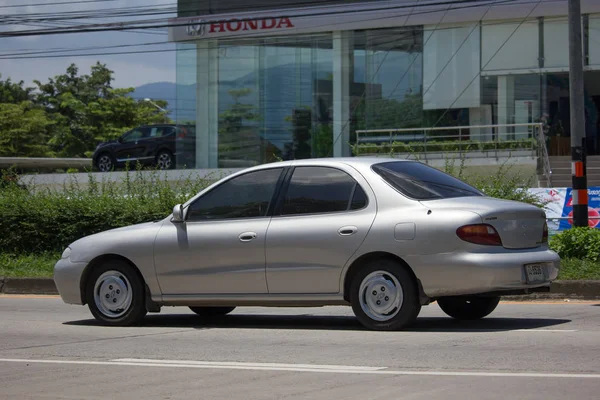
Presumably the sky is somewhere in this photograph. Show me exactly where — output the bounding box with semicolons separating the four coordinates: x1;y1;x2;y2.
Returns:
0;0;177;89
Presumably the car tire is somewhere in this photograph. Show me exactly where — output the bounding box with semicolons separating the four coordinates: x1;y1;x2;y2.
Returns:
350;259;421;331
96;153;114;172
437;296;500;320
85;260;147;326
156;150;174;170
189;306;236;317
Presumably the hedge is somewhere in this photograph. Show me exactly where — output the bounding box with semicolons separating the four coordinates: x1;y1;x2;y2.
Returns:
0;168;214;254
549;227;600;262
354;138;536;155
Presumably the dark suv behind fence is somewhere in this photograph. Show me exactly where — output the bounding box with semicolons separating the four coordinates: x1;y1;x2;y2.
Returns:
92;124;196;172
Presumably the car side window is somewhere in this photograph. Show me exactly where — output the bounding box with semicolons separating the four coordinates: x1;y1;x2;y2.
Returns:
186;168;283;221
281;166;367;216
122;128;148;143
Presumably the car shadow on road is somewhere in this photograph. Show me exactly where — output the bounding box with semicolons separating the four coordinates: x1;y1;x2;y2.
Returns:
64;313;572;333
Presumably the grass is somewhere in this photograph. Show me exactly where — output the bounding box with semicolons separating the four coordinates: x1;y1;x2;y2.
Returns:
557;258;600;281
0;253;58;278
1;253;599;280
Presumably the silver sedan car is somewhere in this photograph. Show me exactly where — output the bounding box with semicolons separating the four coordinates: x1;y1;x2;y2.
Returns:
54;158;560;331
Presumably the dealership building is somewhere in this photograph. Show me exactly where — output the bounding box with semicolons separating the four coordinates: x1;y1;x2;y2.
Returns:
169;0;600;176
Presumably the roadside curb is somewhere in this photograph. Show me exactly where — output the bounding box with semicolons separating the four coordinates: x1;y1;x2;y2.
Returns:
1;277;58;295
503;281;600;301
0;278;599;299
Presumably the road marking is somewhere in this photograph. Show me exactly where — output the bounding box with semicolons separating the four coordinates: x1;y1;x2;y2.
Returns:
0;358;599;379
514;329;578;333
115;358;383;371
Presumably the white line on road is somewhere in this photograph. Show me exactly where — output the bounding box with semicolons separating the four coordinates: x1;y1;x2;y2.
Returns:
0;358;599;379
513;329;578;332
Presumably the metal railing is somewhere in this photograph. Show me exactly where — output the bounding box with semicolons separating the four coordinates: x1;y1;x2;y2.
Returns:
0;157;92;170
355;123;552;187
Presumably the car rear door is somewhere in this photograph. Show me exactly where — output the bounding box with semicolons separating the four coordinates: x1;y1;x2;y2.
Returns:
265;165;377;294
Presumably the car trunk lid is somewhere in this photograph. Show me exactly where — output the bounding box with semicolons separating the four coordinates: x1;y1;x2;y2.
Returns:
421;197;547;249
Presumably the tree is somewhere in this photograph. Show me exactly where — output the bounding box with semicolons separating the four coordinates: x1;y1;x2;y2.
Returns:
0;75;34;103
34;62;170;157
0;102;53;157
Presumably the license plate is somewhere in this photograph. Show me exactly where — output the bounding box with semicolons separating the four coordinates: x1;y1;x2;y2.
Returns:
526;264;546;283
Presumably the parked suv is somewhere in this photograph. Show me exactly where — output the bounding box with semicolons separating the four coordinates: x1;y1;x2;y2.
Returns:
92;124;196;172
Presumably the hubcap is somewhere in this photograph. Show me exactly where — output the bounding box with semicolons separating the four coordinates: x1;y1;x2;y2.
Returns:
93;271;133;318
359;271;403;322
98;155;112;172
157;153;172;170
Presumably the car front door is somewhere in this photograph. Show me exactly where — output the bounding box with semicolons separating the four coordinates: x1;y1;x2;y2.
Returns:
265;165;377;294
153;167;285;295
115;127;150;163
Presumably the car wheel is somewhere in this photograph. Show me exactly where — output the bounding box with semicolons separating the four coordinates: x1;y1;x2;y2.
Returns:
350;259;421;331
189;306;236;317
85;260;147;326
96;153;114;172
156;150;174;170
437;296;500;320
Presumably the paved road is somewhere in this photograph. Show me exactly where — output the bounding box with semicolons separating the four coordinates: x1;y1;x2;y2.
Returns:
0;296;599;400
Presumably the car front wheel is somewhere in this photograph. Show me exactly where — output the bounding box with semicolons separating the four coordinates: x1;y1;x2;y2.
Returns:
437;296;500;320
96;153;114;172
350;259;421;331
85;260;147;326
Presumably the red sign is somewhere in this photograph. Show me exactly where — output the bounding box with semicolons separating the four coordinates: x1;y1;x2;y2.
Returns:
186;17;294;37
210;17;294;33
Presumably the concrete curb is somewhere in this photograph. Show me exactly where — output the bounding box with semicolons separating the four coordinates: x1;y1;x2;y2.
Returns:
0;278;599;299
1;278;58;295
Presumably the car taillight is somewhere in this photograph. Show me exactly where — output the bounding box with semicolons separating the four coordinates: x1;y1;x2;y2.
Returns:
456;224;503;246
542;221;548;243
177;128;187;140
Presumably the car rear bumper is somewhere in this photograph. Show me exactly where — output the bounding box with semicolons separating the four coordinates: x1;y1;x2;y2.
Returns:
54;258;88;305
404;248;560;298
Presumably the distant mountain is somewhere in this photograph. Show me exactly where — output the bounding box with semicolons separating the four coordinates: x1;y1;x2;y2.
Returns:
131;56;419;146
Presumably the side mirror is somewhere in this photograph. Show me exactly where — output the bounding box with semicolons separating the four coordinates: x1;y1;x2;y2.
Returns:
172;204;185;223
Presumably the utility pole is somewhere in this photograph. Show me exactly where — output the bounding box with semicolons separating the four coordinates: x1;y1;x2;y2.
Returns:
568;0;589;227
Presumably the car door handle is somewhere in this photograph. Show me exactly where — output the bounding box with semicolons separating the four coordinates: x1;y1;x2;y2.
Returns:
338;226;358;236
239;232;257;242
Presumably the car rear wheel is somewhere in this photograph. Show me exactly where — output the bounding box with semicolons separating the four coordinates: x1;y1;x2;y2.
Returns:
85;260;147;326
350;260;421;331
96;153;114;172
156;150;174;170
189;306;236;317
437;296;500;320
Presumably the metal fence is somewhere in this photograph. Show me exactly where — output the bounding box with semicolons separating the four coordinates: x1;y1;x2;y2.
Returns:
355;123;552;186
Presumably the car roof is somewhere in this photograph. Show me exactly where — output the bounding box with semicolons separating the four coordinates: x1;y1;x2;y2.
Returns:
252;157;412;169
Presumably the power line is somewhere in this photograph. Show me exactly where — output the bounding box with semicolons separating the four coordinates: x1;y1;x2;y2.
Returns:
0;0;117;8
0;0;521;59
0;0;523;38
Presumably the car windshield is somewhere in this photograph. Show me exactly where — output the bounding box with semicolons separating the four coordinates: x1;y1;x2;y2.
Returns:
372;161;483;200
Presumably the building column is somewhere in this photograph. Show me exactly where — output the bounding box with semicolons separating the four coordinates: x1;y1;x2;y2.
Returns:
196;41;219;168
497;75;515;141
333;31;353;158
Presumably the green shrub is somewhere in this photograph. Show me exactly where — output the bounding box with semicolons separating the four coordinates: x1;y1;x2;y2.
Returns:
0;169;215;254
550;227;600;262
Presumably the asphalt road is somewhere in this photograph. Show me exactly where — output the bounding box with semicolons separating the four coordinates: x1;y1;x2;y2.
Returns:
0;296;599;400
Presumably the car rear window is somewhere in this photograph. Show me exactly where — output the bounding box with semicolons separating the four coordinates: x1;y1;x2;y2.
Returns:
371;161;483;200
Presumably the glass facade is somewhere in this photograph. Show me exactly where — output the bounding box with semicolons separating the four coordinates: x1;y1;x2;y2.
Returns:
174;13;600;169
